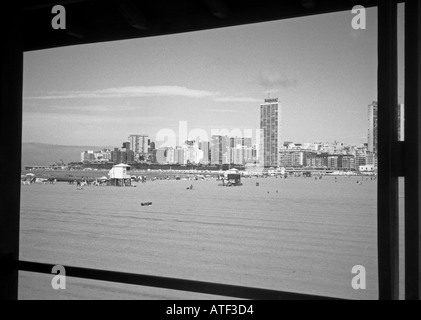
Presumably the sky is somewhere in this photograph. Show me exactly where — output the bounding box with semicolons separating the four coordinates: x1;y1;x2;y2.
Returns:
22;5;405;148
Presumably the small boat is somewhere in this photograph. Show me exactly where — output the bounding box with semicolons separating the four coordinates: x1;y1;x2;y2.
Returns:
141;202;153;207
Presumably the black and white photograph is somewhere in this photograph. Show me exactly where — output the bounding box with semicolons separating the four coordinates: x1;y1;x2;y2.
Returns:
1;0;421;305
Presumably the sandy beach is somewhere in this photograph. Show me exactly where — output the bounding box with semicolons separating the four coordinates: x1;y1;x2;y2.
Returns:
18;176;405;300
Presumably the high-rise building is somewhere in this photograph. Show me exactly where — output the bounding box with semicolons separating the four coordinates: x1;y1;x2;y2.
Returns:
366;152;377;166
367;101;378;153
211;135;230;165
230;137;253;149
128;135;149;155
166;148;175;164
279;150;305;168
199;141;210;164
340;156;356;170
111;147;134;164
231;146;253;165
122;141;130;151
356;150;367;167
243;138;253;148
81;150;95;162
111;148;121;163
155;148;167;165
174;147;187;165
260;98;281;167
187;145;203;164
328;156;339;169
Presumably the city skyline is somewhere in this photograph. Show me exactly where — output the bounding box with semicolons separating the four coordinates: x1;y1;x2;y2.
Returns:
76;119;376;169
23;97;385;151
22;6;405;148
70;93;380;169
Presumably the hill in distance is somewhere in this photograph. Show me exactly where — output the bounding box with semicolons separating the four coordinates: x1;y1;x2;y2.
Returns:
21;143;114;167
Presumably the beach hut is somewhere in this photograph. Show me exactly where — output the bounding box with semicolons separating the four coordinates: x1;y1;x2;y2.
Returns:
220;168;242;187
23;173;36;183
108;163;131;186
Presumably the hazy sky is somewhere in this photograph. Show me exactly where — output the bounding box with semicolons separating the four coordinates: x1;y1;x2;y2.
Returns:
23;5;405;148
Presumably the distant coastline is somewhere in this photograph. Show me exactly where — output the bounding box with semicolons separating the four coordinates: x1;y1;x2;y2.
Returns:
21;142;113;168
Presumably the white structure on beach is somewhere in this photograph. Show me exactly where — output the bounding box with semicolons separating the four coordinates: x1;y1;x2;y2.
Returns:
359;164;375;173
108;163;131;186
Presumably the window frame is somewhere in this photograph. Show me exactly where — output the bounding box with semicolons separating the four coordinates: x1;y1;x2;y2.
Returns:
1;0;420;300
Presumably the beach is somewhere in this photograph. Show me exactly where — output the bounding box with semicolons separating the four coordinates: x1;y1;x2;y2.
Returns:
18;176;405;300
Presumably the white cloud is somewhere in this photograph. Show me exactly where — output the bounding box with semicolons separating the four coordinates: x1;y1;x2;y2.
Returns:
24;85;261;104
213;96;262;103
25;86;218;100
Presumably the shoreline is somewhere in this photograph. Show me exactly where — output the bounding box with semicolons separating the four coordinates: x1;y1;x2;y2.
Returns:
21;169;376;184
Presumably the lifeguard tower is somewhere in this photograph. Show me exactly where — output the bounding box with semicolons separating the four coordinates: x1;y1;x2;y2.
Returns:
108;163;131;186
219;168;242;187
